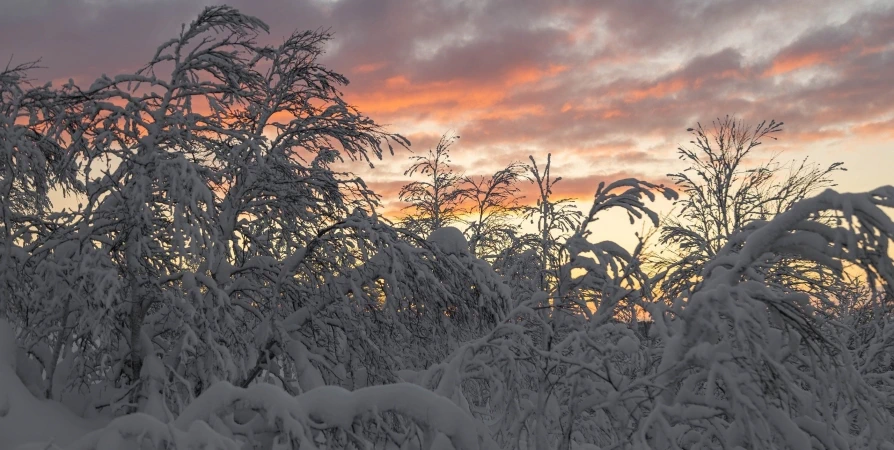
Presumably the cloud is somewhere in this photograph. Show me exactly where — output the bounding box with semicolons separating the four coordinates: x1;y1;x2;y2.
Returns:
1;0;892;201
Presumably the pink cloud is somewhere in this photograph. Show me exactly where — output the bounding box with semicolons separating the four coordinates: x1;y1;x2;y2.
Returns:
1;0;891;203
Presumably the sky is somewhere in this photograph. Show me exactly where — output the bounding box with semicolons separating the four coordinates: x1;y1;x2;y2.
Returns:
1;0;893;245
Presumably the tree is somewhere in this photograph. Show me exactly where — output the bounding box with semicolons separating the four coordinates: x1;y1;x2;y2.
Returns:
642;186;894;449
398;136;526;261
398;133;467;236
658;116;844;297
462;161;524;260
6;1;407;417
0;60;83;319
5;8;894;448
419;167;675;450
0;8;506;448
520;154;582;292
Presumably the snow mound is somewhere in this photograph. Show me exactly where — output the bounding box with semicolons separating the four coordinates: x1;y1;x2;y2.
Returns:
427;227;469;256
0;319;16;370
616;335;639;355
0;319;97;448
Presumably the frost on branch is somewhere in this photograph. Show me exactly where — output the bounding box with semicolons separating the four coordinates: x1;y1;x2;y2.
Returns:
658;117;845;299
4;4;894;450
413;174;674;449
642;186;894;449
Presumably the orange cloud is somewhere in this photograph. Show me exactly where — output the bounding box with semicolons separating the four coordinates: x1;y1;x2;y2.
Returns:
600;108;627;119
762;38;862;78
787;129;847;142
851;119;894;140
365;179;406;199
764;52;831;77
353;62;386;74
348;77;504;117
625;78;687;101
505;64;568;86
692;69;743;88
478;104;546;120
860;43;891;56
346;63;568;121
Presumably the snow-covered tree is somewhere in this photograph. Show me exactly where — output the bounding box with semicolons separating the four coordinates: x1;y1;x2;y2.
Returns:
398;133;467;236
40;7;411;417
658;117;844;298
418;173;676;449
0;8;505;449
642;186;894;449
462;162;524;261
0;60;83;316
4;7;894;450
512;154;582;293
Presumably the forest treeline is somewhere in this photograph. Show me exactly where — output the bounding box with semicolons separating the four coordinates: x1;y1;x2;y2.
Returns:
1;6;893;449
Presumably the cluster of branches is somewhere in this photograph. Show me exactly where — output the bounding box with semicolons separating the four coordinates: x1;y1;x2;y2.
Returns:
399;122;894;449
377;118;894;449
397;133;526;261
0;7;505;448
655;116;846;298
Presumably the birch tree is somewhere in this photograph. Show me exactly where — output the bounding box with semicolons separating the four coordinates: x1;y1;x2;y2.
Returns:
399;133;466;236
659;116;844;298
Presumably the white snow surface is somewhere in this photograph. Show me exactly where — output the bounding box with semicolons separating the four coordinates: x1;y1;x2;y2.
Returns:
427;226;470;256
0;320;98;449
0;319;16;370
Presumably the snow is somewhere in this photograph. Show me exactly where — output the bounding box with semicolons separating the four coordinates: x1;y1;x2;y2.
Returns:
616;335;639;355
0;319;16;370
428;227;470;256
3;5;894;450
299;383;495;449
0;320;99;449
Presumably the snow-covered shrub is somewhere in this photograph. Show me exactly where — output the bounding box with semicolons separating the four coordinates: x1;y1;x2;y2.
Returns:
66;381;497;450
642;187;894;449
1;9;513;448
658;117;845;300
415;177;676;450
3;6;894;450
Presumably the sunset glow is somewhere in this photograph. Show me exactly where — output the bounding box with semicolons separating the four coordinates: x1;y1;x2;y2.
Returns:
4;4;894;447
1;0;892;242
